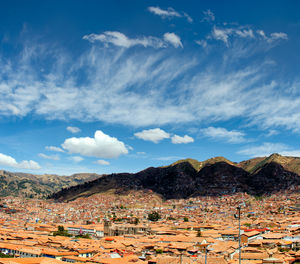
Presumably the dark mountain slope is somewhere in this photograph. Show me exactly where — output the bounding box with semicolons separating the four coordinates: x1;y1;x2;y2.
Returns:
50;154;300;202
246;162;299;195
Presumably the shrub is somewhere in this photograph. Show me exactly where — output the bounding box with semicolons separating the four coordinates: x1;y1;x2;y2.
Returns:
155;249;163;254
148;211;161;222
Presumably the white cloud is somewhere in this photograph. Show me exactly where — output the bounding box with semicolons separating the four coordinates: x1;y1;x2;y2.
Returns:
265;130;279;137
67;126;81;133
38;153;60;160
84;31;183;49
95;159;110;165
202;9;215;22
69;156;84;163
211;27;286;45
195;40;207;48
212;27;232;44
163;33;183;48
183;12;193;23
148;6;181;18
134;128;170;143
257;30;288;42
148;6;192;23
235;29;254;38
257;30;267;39
171;134;194;144
0;153;41;170
269;32;288;41
280;150;300;157
45;146;65;153
0;31;298;134
62;130;128;158
83;31;166;49
154;156;184;161
238;142;300;157
201;127;246;143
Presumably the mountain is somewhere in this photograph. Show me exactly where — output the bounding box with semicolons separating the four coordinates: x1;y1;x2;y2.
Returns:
0;170;100;198
50;154;300;201
238;153;300;175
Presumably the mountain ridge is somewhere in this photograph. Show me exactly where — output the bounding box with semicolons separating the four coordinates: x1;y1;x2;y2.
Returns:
0;170;101;198
50;153;300;202
0;153;299;199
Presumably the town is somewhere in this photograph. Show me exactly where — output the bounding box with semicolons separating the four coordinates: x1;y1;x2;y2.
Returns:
0;190;299;264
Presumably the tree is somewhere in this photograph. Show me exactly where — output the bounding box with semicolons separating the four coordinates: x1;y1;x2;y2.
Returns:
53;225;72;237
148;211;161;222
184;217;189;222
134;218;140;225
197;230;202;237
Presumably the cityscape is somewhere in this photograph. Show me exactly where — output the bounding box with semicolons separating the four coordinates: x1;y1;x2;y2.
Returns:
0;1;299;264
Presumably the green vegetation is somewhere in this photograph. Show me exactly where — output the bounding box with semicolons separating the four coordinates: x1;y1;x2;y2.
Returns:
133;218;139;225
75;234;91;239
183;217;189;222
254;195;264;201
170;158;202;171
53;225;72;237
244;223;251;227
155;249;163;254
197;230;202;237
279;248;290;252
148;211;161;222
0;253;14;258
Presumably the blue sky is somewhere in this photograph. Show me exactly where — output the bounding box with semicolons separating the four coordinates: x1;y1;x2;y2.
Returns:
0;0;300;175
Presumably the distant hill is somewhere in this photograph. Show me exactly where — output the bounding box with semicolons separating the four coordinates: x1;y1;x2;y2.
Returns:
0;170;101;198
50;154;300;201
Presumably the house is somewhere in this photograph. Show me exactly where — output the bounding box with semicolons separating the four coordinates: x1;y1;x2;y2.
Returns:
104;220;151;237
241;231;262;244
221;230;241;241
67;225;104;238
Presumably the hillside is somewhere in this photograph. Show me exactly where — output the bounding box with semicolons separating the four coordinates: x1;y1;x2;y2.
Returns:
238;153;300;175
50;154;300;201
0;170;100;198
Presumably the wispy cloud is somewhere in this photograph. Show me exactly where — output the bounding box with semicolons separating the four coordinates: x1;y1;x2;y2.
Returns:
67;126;81;133
83;31;166;48
202;9;215;22
45;146;65;153
38;153;60;160
69;156;84;163
148;6;181;18
183;12;193;23
0;27;298;134
154;156;184;161
0;153;41;170
163;33;183;48
95;159;110;165
195;40;207;48
210;26;287;46
83;31;183;49
257;30;288;42
201;127;246;143
148;6;192;23
238;142;300;157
